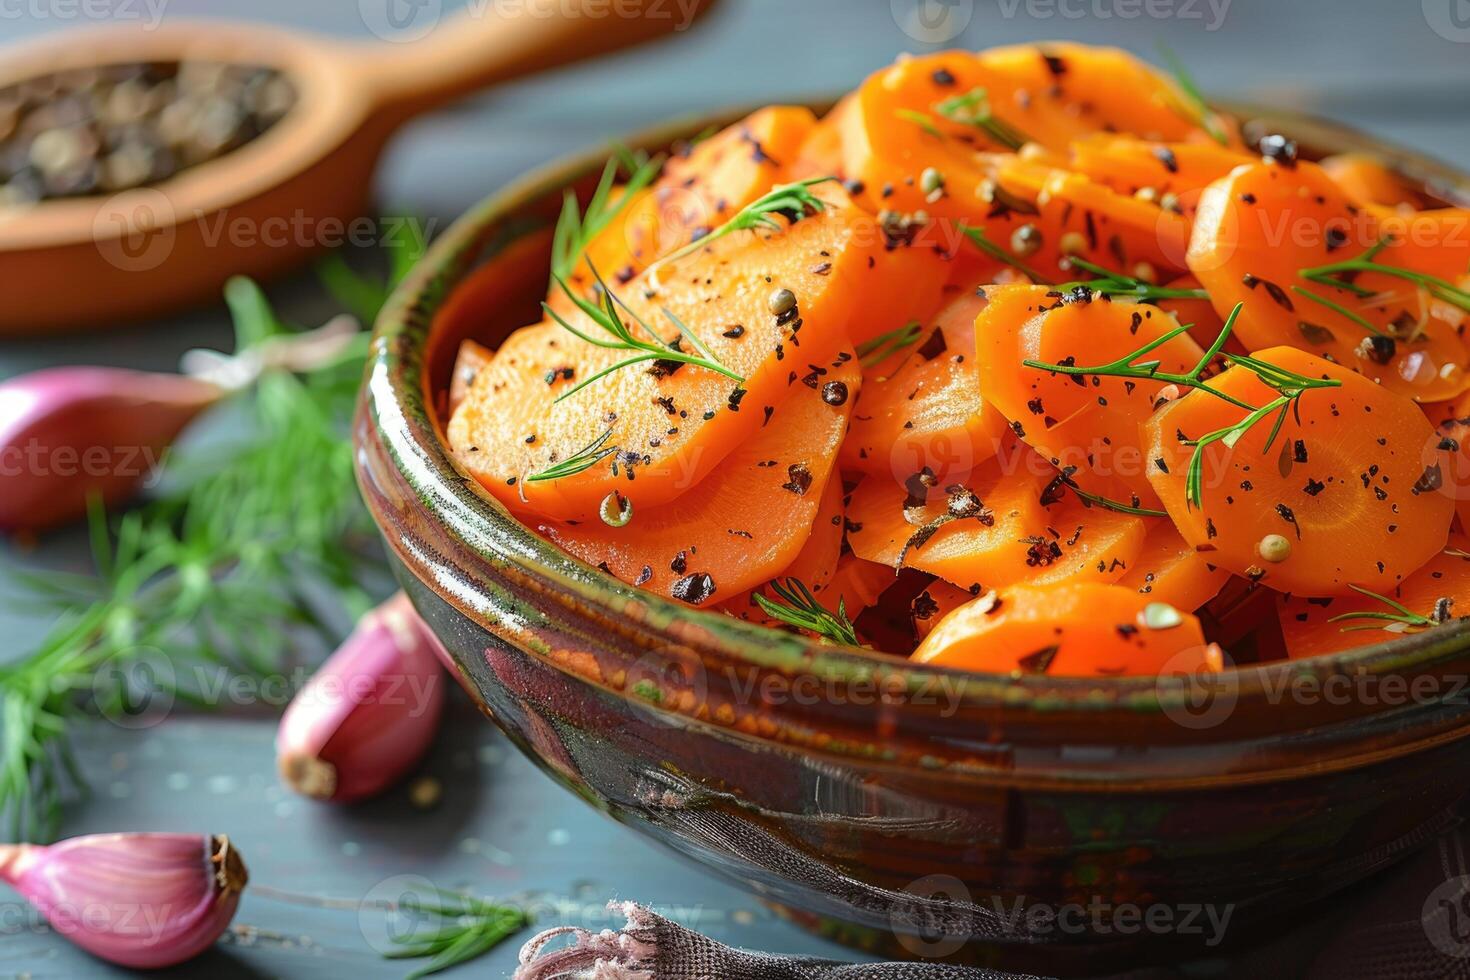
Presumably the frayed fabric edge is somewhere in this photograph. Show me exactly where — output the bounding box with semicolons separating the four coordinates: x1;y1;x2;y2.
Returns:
514;901;659;980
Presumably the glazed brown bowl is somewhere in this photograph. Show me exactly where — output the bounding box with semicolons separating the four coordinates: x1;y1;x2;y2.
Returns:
355;103;1470;973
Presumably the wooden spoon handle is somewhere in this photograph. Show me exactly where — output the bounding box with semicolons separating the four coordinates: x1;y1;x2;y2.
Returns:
360;0;719;118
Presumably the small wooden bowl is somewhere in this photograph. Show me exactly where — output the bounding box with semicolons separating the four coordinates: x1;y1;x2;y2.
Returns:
356;103;1470;973
0;1;718;334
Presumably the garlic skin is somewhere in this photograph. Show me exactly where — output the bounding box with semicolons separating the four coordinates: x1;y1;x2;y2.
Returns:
0;833;247;969
277;592;447;803
0;367;220;533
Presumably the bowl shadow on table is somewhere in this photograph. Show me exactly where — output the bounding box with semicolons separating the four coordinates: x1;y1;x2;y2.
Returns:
356;106;1470;977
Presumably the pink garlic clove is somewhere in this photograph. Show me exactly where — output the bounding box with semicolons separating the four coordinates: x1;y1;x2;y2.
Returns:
0;832;247;969
277;592;448;803
0;367;221;533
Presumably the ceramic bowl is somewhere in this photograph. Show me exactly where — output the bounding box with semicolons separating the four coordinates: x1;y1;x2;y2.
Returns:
355;103;1470;973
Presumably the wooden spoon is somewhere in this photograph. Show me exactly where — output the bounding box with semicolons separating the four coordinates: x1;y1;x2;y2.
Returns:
0;0;719;335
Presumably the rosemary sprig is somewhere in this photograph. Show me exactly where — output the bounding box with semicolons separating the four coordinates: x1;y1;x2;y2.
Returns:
1058;257;1209;302
1156;43;1230;146
1;260;418;840
551;146;663;285
1291;284;1385;337
932;86;1032;150
856;321;924;367
896;108;943;138
525;428;617;483
544;261;742;403
755;578;860;647
1066;483;1169;518
957;224;1049;283
643;177;837;291
383;888;530;980
1300;239;1470;317
1328;585;1446;634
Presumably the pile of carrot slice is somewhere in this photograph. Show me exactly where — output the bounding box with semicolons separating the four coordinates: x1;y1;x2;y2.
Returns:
447;44;1470;678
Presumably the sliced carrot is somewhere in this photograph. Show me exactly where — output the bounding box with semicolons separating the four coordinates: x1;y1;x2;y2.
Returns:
1155;273;1241;352
841;289;1010;484
911;580;980;641
821;554;898;623
846;450;1145;591
1187;160;1470;403
1425;388;1470;531
841;47;1222;222
535;353;857;605
548;185;651;316
1321;154;1436;212
1278;533;1470;659
973;283;1204;506
1066;135;1252;218
450;186;888;521
447;339;493;418
912;583;1218;678
789;94;855;181
1143;345;1455;596
1115;520;1231;611
719;473;846;624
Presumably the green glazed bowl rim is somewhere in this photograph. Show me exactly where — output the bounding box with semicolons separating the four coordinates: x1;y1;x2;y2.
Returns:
362;96;1470;746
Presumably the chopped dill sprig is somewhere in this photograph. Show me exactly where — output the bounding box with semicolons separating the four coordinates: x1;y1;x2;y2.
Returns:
1065;482;1169;518
544;260;743;403
1328;585;1451;634
643;177;838;290
932;86;1032;150
1059;256;1209;302
381;886;530;979
896;108;943;138
957;224;1049;283
1156;43;1230;146
856;321;924;367
1299;238;1470;319
551;146;663;285
525;428;617;483
755;578;860;647
1290;285;1385;337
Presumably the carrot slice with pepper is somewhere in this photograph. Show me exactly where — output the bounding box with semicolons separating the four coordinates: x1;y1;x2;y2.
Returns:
973;283;1205;506
1066;135;1251;219
841;289;1010;484
1115;520;1231;611
447;339;493;418
1278;533;1470;659
450;186;885;521
910;580;980;642
1143;345;1455;596
1187;159;1470;403
536;353;857;605
719;473;846;624
1321;154;1436;212
912;583;1218;678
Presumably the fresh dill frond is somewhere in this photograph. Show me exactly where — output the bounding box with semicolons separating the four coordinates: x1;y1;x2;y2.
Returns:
525;428;618;483
932;86;1032;150
381;886;530;979
1058;256;1209;302
550;146;663;286
857;321;925;367
754;578;860;647
1328;585;1450;634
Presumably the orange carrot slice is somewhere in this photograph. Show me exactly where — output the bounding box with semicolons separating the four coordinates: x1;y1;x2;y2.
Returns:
910;580;980;642
842;289;1010;484
447;339;493;418
450;186;885;521
973;283;1204;506
913;583;1218;678
719;473;846;624
1278;533;1470;659
1188;159;1470;403
535;353;857;605
1115;520;1231;611
1321;154;1435;212
1144;345;1455;596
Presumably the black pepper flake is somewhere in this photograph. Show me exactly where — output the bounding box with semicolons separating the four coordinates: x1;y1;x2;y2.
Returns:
1205;517;1218;540
1017;644;1059;674
1325;227;1348;252
670;551;688;574
1303;478;1326;496
1259;134;1298;167
1153;146;1179;174
727;388;747;412
722;324;745;339
1360;334;1396;365
916;327;948;361
671;572;716;605
932;67;957;86
1155;458;1170;475
822;381;850;406
1413;463;1444;495
1293;440;1308;463
913;591;941;621
544;366;575;385
653;395;676;415
762;405;775;426
1276;503;1301;538
1242;273;1294;311
634;565;653;586
1022;536;1063;567
1298;321;1334;345
781;463;813;496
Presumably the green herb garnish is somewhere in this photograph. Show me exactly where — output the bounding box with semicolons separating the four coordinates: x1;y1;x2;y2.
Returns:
1328;585;1448;634
1156;43;1230;146
1290;284;1386;337
754;578;860;647
643;176;837;290
1024;303;1341;507
1299;238;1470;320
1065;483;1169;518
932;86;1031;150
544;261;743;403
856;321;925;367
896;108;943;138
551;146;663;286
525;428;618;484
382;887;530;979
957;224;1049;283
1059;256;1209;302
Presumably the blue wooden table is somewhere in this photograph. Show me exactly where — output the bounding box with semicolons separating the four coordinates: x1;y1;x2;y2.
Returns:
2;1;1468;976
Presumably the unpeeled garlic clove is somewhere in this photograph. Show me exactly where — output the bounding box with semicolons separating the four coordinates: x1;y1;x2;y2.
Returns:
0;366;220;533
277;592;448;803
0;832;247;969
